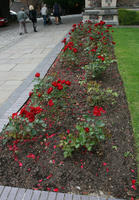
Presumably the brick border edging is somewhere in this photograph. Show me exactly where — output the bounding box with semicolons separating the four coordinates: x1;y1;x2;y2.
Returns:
0;186;125;200
0;28;125;200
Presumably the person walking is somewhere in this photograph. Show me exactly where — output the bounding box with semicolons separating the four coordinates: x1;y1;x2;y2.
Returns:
17;7;28;35
53;2;60;25
58;4;63;24
41;4;48;25
29;5;37;32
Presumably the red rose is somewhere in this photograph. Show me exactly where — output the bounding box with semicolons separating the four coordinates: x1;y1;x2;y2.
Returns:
38;93;42;97
93;106;106;116
132;179;136;185
62;38;66;43
52;81;57;87
61;80;66;84
84;127;90;132
90;37;94;40
29;91;33;97
53;188;59;192
47;87;53;94
12;113;17;119
57;79;61;83
65;81;71;86
28;113;35;122
35;72;40;78
72;24;76;28
57;83;63;90
48;99;54;106
90;49;96;52
73;48;78;53
98;55;105;62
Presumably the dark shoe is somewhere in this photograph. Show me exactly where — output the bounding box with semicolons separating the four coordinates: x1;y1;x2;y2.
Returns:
19;33;22;35
34;30;37;32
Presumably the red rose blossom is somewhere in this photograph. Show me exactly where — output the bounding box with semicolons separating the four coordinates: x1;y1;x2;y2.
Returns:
35;72;40;78
12;112;17;119
47;87;53;94
52;81;57;87
65;80;71;86
48;99;54;106
73;48;78;53
84;127;90;132
93;106;106;116
57;83;63;90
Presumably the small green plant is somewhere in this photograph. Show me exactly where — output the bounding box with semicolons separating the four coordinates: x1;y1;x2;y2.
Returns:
124;151;133;158
60;107;106;158
112;145;118;150
87;81;118;106
83;62;106;80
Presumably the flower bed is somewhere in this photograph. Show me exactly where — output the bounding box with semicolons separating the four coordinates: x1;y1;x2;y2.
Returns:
0;21;137;199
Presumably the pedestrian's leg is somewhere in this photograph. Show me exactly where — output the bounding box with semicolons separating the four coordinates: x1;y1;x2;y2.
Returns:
19;22;22;35
23;22;27;33
55;17;59;24
43;15;46;25
33;22;37;32
44;15;46;25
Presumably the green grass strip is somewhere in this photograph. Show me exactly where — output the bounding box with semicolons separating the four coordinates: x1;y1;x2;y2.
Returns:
113;28;139;184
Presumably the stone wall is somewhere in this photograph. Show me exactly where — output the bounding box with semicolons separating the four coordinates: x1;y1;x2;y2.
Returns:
117;0;139;7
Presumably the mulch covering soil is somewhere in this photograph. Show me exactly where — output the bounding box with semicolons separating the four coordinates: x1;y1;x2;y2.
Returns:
0;51;138;199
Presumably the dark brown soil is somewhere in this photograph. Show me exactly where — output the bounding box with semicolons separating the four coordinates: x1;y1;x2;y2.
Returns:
0;52;137;199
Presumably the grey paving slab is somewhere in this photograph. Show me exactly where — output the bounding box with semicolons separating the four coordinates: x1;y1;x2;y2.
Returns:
64;193;73;200
0;186;4;197
22;189;33;200
15;188;26;200
56;193;65;200
7;187;18;200
80;195;90;200
47;192;56;200
39;191;49;200
73;194;81;200
31;190;41;200
0;186;11;200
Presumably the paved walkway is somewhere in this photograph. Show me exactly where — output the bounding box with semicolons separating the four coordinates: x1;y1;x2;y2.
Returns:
0;15;81;107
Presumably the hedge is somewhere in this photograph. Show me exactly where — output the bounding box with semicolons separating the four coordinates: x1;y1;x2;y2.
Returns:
118;9;139;25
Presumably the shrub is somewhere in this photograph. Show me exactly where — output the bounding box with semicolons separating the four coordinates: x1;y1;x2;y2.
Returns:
87;81;118;106
118;9;139;25
59;107;106;158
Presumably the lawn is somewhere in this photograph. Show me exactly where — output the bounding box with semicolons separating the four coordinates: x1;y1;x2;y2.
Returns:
113;27;139;184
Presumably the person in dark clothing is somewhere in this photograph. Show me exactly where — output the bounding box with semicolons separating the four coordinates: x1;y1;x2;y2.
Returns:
58;4;63;24
29;5;37;32
53;2;60;24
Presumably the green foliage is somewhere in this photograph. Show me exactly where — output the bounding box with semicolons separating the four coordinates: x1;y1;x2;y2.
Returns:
87;81;118;106
83;62;106;80
2;108;45;143
60;115;106;158
118;9;139;25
